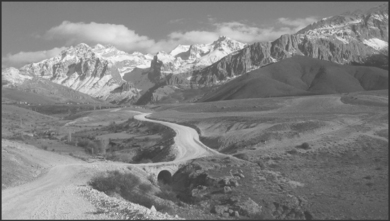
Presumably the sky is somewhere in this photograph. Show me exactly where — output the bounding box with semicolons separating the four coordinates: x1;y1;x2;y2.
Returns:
1;1;385;68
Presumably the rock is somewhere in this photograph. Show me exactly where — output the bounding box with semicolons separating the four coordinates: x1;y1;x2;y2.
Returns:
197;185;207;190
223;186;232;193
219;177;231;187
234;211;240;217
222;212;230;218
150;205;156;212
191;5;388;88
238;198;262;217
205;175;220;187
213;205;229;215
191;188;208;198
231;180;239;187
229;209;234;214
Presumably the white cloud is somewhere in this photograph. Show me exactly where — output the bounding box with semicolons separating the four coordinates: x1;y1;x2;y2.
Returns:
166;18;318;45
278;17;318;32
168;18;185;24
44;21;156;53
2;47;66;68
4;17;319;68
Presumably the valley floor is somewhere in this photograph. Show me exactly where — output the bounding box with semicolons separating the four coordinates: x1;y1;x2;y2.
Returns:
150;90;389;219
1;90;388;220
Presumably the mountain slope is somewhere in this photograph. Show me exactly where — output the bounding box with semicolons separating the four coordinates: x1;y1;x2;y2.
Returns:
2;67;104;104
9;37;245;104
191;3;388;87
200;56;388;102
156;36;247;75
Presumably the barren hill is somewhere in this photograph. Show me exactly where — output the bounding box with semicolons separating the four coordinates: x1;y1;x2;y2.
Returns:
200;56;388;102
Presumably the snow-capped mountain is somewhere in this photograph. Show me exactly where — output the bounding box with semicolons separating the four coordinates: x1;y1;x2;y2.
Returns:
191;3;388;87
17;43;148;103
4;3;387;104
297;3;388;51
157;36;247;74
2;67;33;86
7;36;246;103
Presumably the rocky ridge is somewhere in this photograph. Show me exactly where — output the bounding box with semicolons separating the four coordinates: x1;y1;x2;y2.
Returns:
190;3;388;87
4;37;245;103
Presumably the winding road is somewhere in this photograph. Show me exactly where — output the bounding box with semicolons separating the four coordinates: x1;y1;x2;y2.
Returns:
133;112;224;165
2;110;222;219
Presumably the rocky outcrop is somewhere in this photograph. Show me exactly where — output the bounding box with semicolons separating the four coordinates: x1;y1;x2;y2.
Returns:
190;3;388;87
17;43;145;103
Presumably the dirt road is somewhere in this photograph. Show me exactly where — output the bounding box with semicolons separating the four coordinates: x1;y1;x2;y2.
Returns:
134;112;224;165
2;110;221;219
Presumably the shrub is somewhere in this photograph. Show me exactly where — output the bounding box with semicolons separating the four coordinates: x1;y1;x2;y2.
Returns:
286;149;298;155
257;161;266;170
139;158;153;164
139;183;153;193
89;170;141;194
296;142;310;150
147;174;157;186
156;182;178;203
234;153;250;161
88;170;172;211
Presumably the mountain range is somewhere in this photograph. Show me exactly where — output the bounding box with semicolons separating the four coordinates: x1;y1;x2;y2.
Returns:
2;3;388;104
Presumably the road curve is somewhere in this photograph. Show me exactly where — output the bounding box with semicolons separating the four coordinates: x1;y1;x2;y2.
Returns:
1;110;225;219
132;111;224;166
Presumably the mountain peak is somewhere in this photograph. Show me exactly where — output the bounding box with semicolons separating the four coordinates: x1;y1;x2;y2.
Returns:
75;43;90;49
94;44;105;49
217;35;228;41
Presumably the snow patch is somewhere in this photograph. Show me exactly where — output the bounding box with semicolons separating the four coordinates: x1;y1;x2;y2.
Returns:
363;38;388;50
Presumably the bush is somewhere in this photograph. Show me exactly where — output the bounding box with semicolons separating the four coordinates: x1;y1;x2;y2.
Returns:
139;183;153;193
296;142;311;150
156;182;178;203
139;158;153;164
286;149;298;155
147;174;157;186
88;170;171;211
89;170;141;194
234;153;250;161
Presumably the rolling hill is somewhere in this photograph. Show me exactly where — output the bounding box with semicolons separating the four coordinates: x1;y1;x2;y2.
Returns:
200;56;388;102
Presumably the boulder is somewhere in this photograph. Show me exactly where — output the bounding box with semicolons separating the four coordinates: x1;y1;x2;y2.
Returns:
223;186;232;193
213;205;229;215
238;198;262;217
219;177;231;187
231;179;239;187
222;212;230;218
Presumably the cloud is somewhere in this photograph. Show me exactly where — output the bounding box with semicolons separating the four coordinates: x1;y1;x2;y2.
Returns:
4;17;319;67
278;17;318;32
166;18;318;45
168;18;185;24
2;47;66;68
44;21;156;53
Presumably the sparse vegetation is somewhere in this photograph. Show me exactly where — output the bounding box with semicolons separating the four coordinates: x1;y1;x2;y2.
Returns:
88;170;174;212
286;149;298;155
296;142;311;150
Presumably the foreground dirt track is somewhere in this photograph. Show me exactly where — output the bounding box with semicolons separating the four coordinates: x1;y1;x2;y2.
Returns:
2;110;221;219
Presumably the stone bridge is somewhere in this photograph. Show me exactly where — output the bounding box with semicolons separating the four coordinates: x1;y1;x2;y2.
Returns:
139;162;184;184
